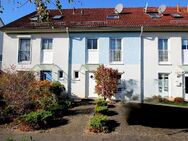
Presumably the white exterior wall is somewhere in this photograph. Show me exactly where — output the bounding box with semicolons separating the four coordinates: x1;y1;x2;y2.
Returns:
2;33;69;90
70;33;141;99
143;32;185;99
3;31;188;100
71;64;140;99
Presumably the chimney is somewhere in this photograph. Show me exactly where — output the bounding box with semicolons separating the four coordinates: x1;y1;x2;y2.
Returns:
73;7;75;15
177;4;180;13
81;9;84;15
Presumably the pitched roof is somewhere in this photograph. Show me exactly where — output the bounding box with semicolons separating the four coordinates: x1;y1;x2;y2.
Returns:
2;7;188;33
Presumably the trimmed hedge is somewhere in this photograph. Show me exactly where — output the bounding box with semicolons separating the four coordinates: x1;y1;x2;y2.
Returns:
94;106;108;115
89;114;109;133
21;110;53;129
96;98;108;107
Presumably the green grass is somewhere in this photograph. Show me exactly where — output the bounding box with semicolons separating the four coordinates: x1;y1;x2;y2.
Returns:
145;96;188;107
159;101;188;107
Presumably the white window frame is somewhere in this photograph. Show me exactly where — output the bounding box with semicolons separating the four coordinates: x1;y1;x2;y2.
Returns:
41;38;53;50
158;38;170;64
182;39;188;50
158;73;169;93
18;38;31;64
74;71;80;80
110;38;123;64
87;39;98;50
58;70;64;80
182;39;188;65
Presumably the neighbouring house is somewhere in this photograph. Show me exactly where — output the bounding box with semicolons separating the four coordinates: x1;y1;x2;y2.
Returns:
0;18;4;70
1;6;188;101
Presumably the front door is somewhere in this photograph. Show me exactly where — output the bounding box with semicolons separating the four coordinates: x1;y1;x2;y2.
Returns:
158;73;169;97
184;75;188;100
87;72;98;98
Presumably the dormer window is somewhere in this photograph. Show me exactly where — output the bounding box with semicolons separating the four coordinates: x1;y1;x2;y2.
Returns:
147;12;161;18
171;13;183;18
30;16;38;22
106;15;119;20
52;15;63;20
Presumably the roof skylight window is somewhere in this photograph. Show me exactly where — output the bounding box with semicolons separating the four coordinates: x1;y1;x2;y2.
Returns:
30;16;38;21
106;15;119;20
52;15;63;20
171;13;183;18
147;12;161;18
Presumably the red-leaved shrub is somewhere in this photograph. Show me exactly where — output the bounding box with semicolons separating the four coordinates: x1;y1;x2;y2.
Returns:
94;65;119;100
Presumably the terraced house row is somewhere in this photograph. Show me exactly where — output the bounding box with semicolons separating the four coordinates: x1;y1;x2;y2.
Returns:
1;6;188;101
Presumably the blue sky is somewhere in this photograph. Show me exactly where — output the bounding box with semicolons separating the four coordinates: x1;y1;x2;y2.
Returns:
1;0;188;24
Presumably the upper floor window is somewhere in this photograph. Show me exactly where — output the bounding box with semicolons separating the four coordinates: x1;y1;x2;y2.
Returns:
42;39;53;50
182;39;188;50
18;38;31;63
158;39;168;62
87;39;97;49
182;39;188;64
110;39;122;62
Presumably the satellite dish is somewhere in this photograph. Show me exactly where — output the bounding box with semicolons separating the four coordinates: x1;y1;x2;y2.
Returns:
158;5;166;14
114;3;124;14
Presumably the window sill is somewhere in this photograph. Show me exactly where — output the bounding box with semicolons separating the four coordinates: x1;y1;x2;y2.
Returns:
110;62;124;65
158;62;172;65
59;78;64;81
18;61;31;65
74;78;80;81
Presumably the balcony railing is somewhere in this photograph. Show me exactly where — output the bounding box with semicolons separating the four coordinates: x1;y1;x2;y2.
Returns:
18;51;30;62
110;49;122;62
158;50;169;62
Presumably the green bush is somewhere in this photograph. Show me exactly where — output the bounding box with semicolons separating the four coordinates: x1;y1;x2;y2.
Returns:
94;105;108;115
89;114;109;133
96;98;108;106
58;94;74;110
21;110;53;129
49;81;65;96
46;102;63;116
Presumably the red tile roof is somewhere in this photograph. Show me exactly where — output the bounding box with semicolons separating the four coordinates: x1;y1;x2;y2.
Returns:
2;7;188;32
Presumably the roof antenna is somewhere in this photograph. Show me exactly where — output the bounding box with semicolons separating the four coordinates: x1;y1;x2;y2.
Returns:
144;2;148;13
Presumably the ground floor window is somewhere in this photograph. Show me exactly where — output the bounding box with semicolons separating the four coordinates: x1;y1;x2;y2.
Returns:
185;76;188;94
40;70;52;81
158;73;169;93
58;70;64;79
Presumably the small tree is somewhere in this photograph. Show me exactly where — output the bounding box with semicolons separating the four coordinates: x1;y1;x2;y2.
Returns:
94;65;119;100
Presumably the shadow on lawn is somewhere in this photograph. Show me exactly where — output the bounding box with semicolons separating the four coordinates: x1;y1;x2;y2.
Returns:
125;103;188;129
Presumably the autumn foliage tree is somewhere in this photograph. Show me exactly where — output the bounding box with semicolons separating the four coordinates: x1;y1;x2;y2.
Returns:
94;65;119;100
